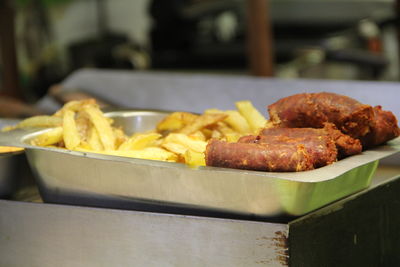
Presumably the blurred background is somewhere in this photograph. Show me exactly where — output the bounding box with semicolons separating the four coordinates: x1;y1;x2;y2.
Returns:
0;0;399;112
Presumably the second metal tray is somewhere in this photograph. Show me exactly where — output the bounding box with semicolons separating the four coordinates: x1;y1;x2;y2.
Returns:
0;119;23;198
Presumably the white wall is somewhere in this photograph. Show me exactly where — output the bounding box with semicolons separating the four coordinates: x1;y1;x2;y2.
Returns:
106;0;151;45
49;0;151;48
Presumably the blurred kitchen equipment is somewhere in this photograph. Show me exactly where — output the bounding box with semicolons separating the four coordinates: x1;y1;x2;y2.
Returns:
68;0;149;72
0;0;21;99
149;0;395;79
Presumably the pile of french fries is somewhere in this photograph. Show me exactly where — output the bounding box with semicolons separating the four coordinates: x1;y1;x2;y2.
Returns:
6;99;267;167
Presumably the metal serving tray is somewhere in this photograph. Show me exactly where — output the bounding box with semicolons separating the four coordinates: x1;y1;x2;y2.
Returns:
0;111;399;218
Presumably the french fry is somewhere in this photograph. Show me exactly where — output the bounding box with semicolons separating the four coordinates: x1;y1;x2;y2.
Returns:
87;127;104;151
76;141;91;150
184;150;206;167
162;142;187;155
204;108;221;114
16;116;62;129
54;99;97;117
224;110;251;133
1;125;16;132
200;128;213;139
179;113;227;135
113;127;128;148
63;110;81;149
189;131;206;141
156;112;198;132
30;127;63;146
224;132;242;143
118;132;162;151
164;133;207;152
211;129;222;139
84;105;115;150
215;122;235;135
0;146;23;153
164;133;207;153
75;111;91;142
205;108;251;134
235;100;266;133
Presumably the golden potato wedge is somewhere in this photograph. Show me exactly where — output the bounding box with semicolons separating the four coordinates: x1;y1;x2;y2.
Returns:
162;142;187;155
215;122;235;135
235;100;266;133
75;111;91;142
0;146;23;153
205;108;251;134
211;129;223;139
87;127;104;151
224;132;242;143
113;127;128;148
83;105;115;150
164;133;207;153
156;112;198;132
54;98;98;117
118;132;162;151
224;110;251;133
14;115;62;129
31;127;63;146
184;150;206;167
63;110;81;149
189;131;206;141
179;113;227;135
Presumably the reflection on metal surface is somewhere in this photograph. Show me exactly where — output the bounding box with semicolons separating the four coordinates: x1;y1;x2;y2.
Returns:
0;119;22;197
0;200;289;267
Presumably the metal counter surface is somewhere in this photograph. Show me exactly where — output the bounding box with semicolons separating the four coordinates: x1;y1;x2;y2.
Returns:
0;200;288;267
0;164;399;267
37;69;400;118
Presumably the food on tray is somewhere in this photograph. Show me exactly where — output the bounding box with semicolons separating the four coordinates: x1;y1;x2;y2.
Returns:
206;139;314;172
4;92;399;172
243;127;338;168
259;123;362;159
235;100;267;132
268;92;374;140
206;92;399;172
206;123;363;171
1;116;62;132
7;98;258;165
267;92;399;146
360;105;400;148
0;146;23;153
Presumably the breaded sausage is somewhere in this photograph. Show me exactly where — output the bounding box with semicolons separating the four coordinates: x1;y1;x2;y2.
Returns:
255;127;337;167
360;105;400;148
267;92;374;140
205;139;314;172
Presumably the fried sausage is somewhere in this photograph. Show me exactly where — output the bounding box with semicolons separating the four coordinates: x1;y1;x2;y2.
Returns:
267;92;374;140
360;105;400;148
205;139;314;172
256;127;338;167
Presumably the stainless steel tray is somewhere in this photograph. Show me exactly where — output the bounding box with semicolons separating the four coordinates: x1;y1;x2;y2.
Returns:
0;119;23;198
1;111;399;218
